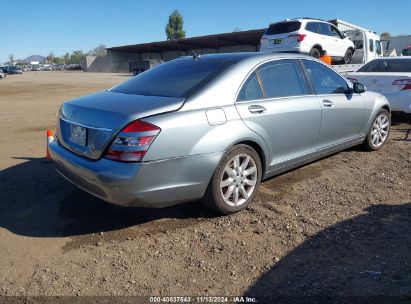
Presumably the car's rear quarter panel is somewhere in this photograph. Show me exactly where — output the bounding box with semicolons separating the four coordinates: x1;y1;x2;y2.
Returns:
143;105;270;165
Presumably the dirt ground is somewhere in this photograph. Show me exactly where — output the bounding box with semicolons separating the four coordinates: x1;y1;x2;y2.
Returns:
0;71;410;303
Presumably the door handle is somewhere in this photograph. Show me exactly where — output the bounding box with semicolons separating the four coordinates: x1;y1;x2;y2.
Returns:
322;100;334;107
248;105;267;114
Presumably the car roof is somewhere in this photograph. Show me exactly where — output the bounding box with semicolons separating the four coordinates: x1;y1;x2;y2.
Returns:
269;18;330;25
178;52;311;64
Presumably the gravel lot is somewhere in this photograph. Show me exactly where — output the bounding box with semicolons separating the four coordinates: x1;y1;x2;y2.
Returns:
0;72;410;303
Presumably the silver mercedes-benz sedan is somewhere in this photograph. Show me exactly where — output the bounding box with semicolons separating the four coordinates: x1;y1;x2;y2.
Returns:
49;53;391;214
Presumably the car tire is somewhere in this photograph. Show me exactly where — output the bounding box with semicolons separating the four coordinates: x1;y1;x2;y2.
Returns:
362;109;391;151
202;144;262;215
309;47;321;58
343;49;353;64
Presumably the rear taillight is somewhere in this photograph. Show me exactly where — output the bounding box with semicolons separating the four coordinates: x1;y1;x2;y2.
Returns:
288;34;306;42
105;120;160;162
392;79;411;90
347;78;358;84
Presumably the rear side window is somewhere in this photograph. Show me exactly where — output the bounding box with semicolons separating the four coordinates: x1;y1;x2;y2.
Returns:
305;22;319;33
266;22;301;35
357;59;411;72
303;60;349;94
369;39;374;52
257;60;307;98
238;73;263;101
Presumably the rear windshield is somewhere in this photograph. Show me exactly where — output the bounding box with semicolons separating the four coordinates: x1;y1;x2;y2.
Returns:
357;59;411;72
111;57;235;98
266;21;301;35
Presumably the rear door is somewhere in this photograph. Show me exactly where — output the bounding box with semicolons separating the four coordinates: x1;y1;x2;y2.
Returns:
235;59;321;168
318;23;335;56
305;22;325;51
301;59;365;148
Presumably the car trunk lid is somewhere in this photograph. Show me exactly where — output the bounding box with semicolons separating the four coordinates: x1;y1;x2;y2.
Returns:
57;91;185;160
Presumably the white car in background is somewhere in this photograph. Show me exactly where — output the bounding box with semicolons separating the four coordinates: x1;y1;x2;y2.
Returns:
260;18;355;63
347;57;411;113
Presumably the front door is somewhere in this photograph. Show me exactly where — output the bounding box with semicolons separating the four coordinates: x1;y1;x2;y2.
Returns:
301;59;365;149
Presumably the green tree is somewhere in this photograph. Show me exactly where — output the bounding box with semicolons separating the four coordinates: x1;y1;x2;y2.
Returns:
63;53;70;64
380;32;391;39
54;57;65;65
94;43;107;56
9;54;14;64
87;44;107;56
165;10;185;40
46;52;54;64
69;50;84;64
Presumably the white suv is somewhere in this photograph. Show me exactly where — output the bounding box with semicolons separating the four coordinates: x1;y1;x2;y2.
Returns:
260;18;355;64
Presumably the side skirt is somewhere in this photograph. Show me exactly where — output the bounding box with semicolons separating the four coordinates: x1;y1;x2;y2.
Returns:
263;136;365;180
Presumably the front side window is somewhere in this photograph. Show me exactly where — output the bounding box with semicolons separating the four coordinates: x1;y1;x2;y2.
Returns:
237;72;263;101
257;60;307;98
330;25;343;38
303;60;349;95
376;40;382;55
369;39;374;52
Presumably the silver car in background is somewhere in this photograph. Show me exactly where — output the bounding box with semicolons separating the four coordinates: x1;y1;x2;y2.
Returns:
49;53;391;214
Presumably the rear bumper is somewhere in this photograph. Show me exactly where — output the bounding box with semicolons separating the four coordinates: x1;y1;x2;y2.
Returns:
49;140;222;207
259;46;305;54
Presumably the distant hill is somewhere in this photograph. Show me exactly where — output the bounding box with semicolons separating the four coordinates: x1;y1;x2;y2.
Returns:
24;55;45;63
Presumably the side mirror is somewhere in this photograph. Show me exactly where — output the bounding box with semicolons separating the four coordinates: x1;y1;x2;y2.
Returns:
353;82;366;94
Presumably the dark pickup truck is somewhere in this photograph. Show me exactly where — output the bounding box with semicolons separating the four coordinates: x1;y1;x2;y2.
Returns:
129;59;163;76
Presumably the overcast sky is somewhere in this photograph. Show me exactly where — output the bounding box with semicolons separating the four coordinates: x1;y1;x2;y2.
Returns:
1;0;410;63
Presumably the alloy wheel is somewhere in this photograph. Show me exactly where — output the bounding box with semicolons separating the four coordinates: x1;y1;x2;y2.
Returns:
220;154;258;207
371;114;389;147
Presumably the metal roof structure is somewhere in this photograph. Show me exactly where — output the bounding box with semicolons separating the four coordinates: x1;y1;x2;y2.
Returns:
106;19;370;55
383;35;411;55
106;29;266;53
328;19;371;33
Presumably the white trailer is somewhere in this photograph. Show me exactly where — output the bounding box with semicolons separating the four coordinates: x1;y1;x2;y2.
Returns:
332;31;382;73
329;19;383;73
